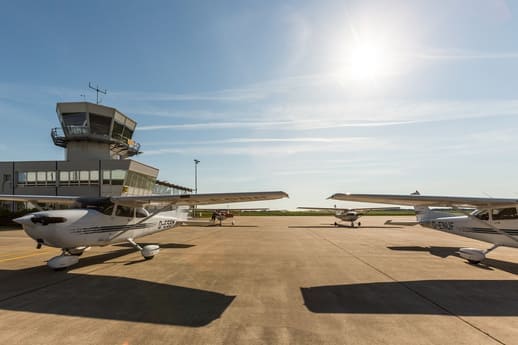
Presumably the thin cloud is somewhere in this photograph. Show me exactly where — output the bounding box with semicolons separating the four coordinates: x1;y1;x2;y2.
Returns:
138;119;417;131
414;50;518;60
146;136;380;146
143;136;392;156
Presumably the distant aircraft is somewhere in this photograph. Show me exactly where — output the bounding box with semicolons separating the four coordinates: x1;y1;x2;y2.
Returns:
329;191;518;264
196;207;268;226
0;191;288;270
297;206;399;227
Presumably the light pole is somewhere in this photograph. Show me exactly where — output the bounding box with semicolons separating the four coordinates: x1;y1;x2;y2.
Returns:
194;159;200;194
193;159;200;218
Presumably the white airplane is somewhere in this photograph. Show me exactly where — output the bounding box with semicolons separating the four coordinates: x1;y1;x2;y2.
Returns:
200;207;269;226
0;191;288;270
297;206;399;227
329;191;518;264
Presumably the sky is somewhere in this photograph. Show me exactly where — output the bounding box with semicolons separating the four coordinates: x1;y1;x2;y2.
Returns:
1;0;518;210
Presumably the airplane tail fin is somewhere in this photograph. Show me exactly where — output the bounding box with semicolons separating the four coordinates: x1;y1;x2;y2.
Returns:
411;191;431;222
411;190;455;222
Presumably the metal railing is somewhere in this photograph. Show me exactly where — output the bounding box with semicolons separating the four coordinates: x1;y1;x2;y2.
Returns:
51;126;141;157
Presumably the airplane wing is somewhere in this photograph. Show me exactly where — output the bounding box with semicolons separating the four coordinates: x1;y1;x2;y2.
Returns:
194;207;269;212
297;206;400;212
0;194;79;205
329;193;518;208
112;191;288;207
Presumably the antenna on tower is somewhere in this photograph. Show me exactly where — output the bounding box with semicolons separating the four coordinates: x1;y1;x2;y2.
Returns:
88;82;107;104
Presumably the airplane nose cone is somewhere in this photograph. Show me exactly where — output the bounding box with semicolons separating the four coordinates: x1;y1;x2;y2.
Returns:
13;215;33;226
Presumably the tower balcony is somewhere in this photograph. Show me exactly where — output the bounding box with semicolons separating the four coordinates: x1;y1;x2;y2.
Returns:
51;126;141;158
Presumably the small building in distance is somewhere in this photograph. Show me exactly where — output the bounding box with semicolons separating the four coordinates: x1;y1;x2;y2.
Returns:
0;102;191;210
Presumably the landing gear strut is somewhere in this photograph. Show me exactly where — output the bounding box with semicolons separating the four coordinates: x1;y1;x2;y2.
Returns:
128;238;160;260
458;244;500;264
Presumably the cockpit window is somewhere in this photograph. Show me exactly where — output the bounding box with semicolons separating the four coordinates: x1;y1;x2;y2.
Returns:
492;207;518;220
116;205;134;218
474;210;489;220
73;197;114;216
136;208;149;218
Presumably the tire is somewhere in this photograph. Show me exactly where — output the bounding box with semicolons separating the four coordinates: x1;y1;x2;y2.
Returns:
467;259;480;265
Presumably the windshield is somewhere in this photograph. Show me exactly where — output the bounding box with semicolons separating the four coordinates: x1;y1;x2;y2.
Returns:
72;197;114;216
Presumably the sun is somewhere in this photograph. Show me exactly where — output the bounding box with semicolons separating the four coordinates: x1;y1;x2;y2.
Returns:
348;41;392;81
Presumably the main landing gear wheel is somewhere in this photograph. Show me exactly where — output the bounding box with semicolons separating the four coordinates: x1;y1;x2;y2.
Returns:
128;238;160;260
48;251;80;270
468;260;481;265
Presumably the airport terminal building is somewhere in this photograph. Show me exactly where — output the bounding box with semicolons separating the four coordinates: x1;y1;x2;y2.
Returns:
0;102;191;209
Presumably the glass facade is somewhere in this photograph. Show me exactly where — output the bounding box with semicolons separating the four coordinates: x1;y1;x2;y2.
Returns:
16;169;145;187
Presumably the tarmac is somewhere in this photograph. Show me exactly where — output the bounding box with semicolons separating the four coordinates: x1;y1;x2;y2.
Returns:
0;216;517;345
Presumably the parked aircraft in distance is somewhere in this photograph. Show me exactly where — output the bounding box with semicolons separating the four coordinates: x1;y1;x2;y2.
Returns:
196;207;268;226
0;191;288;270
297;206;399;227
330;191;518;264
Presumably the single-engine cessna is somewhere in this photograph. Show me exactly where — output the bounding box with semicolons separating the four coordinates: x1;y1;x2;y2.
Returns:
330;191;518;264
197;207;268;226
297;206;399;227
1;191;288;269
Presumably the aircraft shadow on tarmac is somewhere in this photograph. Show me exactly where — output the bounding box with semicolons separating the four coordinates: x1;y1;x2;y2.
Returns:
388;246;518;275
0;250;235;327
301;280;518;316
206;224;259;228
288;225;401;229
113;242;195;249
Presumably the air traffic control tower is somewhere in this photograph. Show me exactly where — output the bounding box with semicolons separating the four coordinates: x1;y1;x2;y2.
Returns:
51;102;141;161
0;102;191;208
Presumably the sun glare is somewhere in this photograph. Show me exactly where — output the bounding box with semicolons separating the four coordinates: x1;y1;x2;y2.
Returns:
348;41;392;81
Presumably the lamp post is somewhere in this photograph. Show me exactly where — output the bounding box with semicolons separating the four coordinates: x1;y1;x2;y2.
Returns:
193;159;200;218
194;159;200;194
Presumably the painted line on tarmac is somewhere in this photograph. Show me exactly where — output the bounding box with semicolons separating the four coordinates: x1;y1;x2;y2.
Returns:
0;251;51;263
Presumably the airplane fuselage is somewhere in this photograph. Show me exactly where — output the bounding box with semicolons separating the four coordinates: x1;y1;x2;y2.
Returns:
15;209;179;249
336;211;359;222
420;214;518;249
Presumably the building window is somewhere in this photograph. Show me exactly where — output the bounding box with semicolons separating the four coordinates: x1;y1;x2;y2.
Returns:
79;170;89;185
17;172;26;184
27;172;37;185
62;112;87;136
59;171;70;185
102;170;111;185
111;170;126;185
90;170;99;183
16;171;58;186
89;113;112;137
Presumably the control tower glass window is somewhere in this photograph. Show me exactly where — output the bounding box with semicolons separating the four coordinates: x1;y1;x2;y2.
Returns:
62;112;87;135
89;113;111;137
112;122;124;141
123;127;134;140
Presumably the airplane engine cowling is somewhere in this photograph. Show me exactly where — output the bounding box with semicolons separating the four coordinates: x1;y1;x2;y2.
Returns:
458;248;485;262
48;255;79;269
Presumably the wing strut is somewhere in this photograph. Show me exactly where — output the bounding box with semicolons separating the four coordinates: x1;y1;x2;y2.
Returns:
109;203;177;241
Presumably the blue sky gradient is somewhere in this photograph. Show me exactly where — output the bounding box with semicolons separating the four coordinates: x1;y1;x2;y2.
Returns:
1;0;518;209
